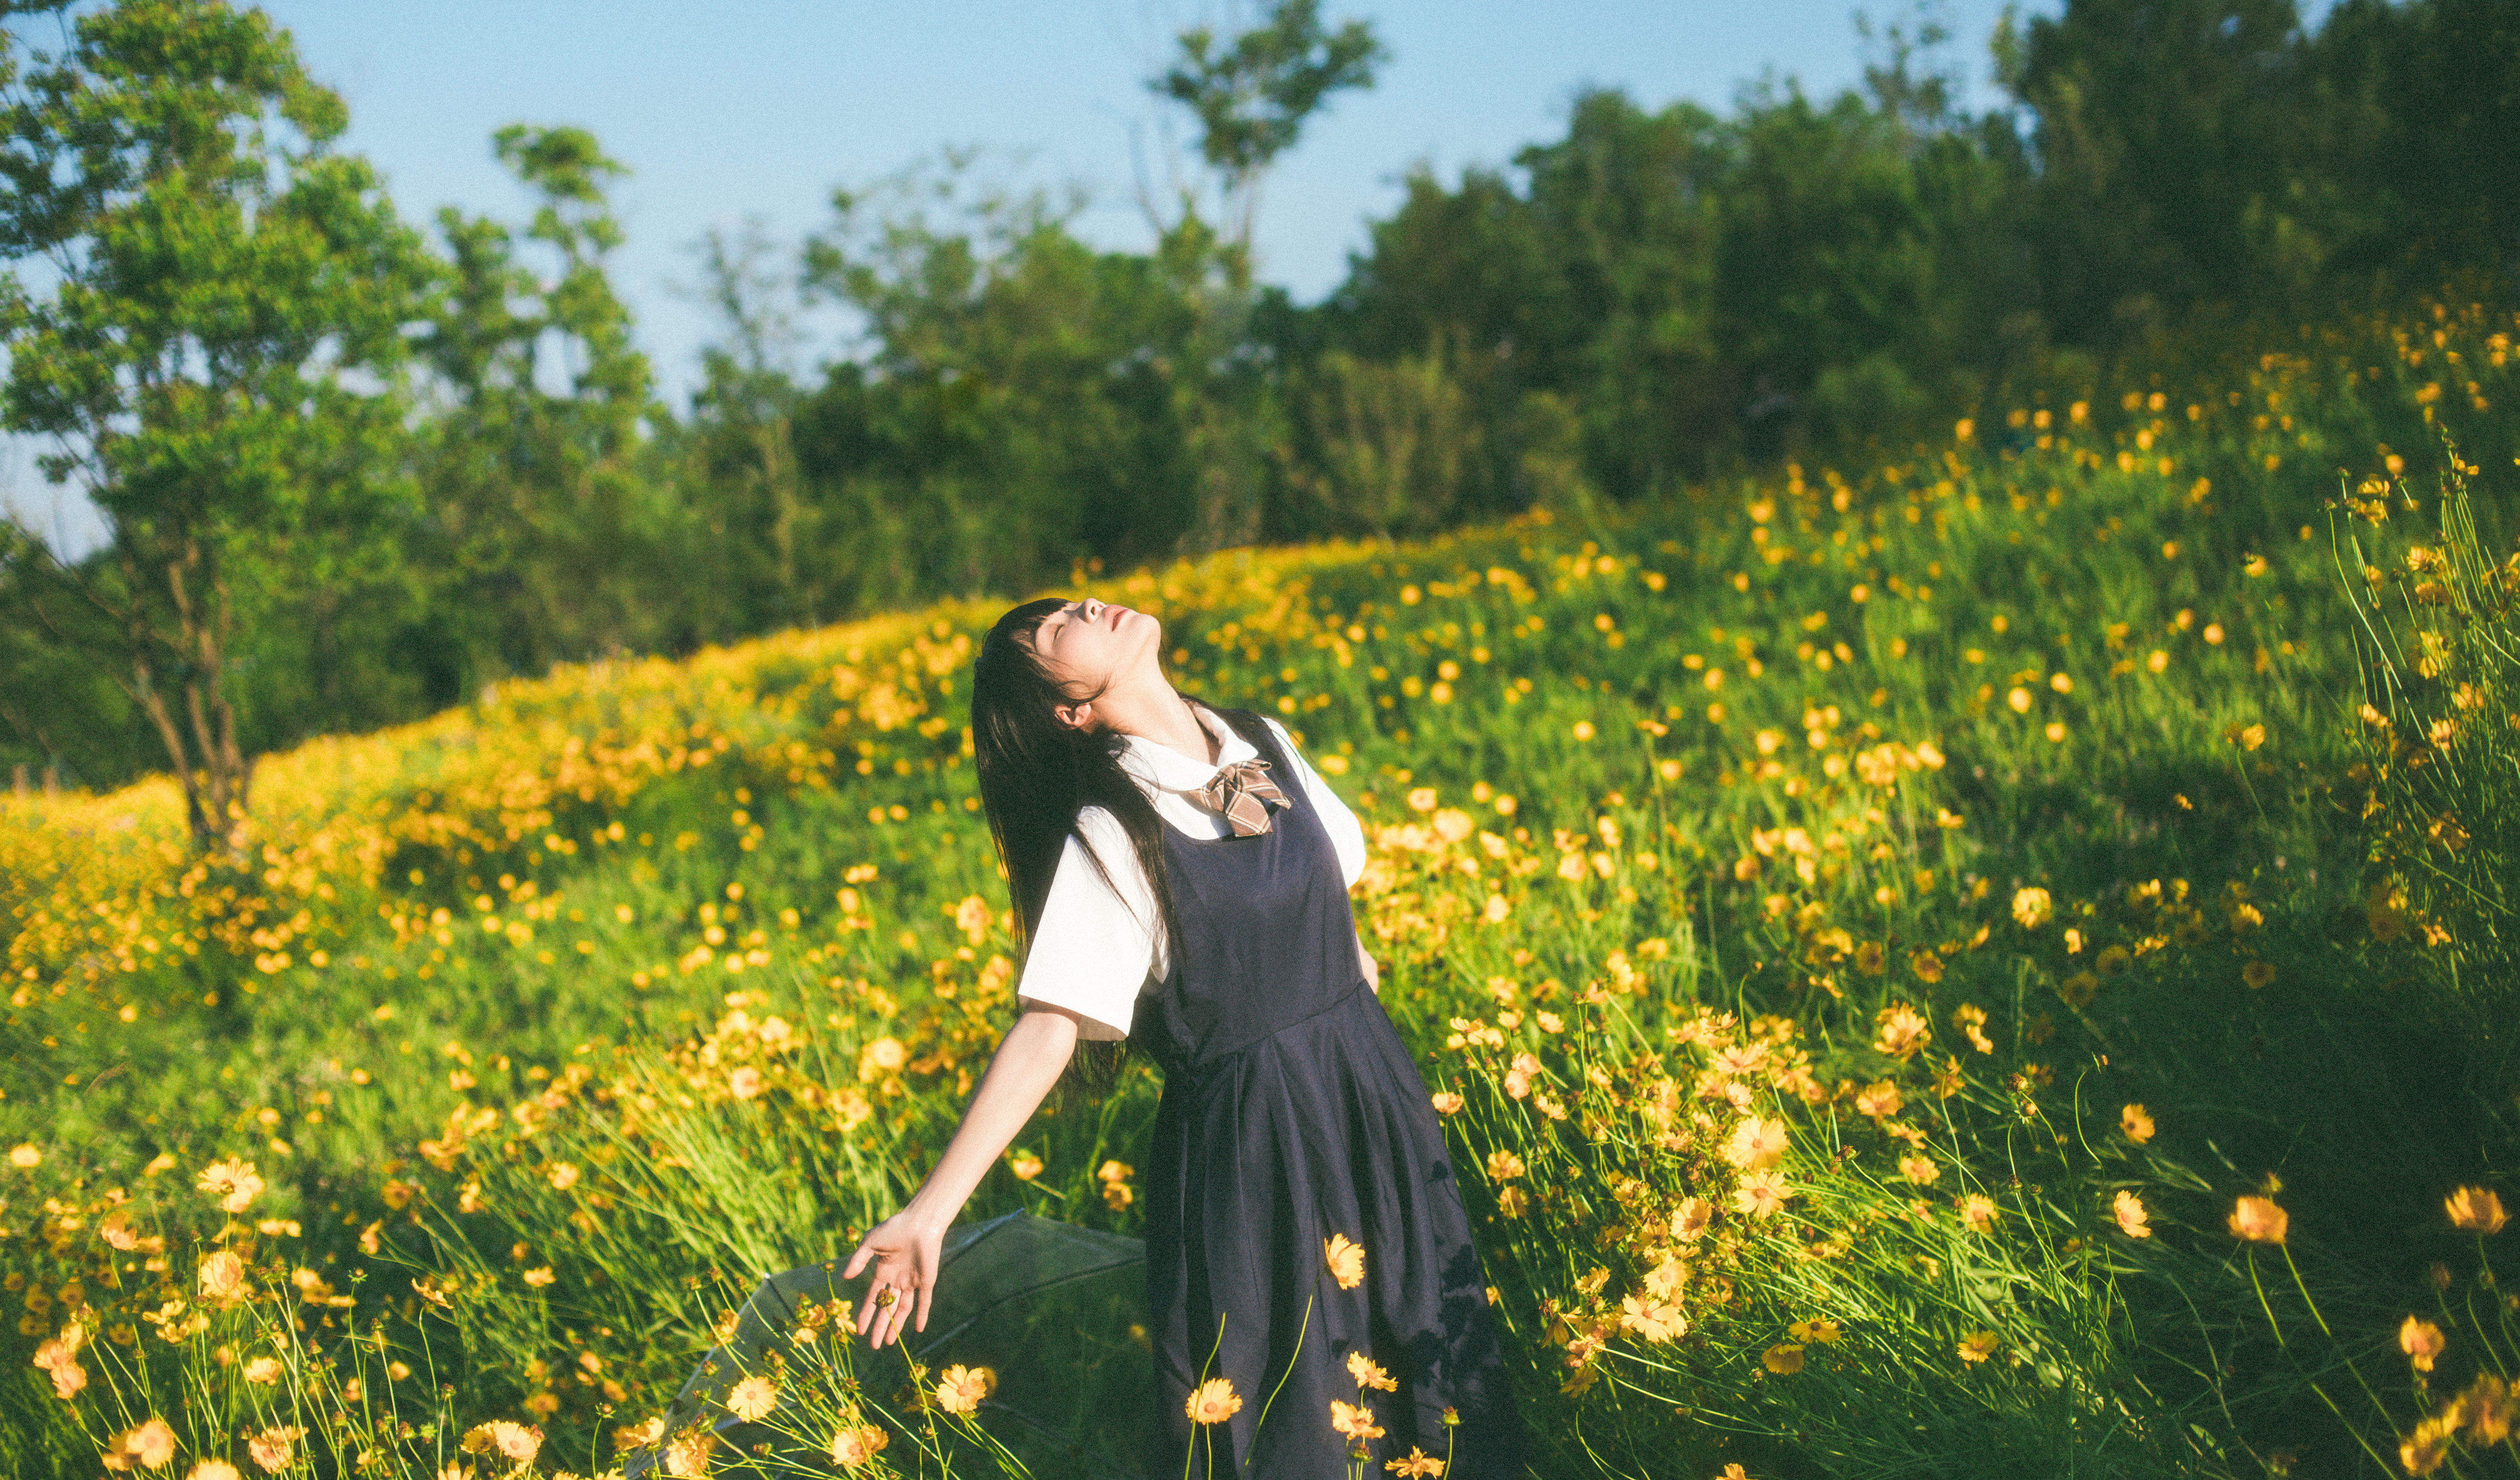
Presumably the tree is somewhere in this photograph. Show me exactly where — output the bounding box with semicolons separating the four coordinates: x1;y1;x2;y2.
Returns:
1146;2;1383;552
796;157;1200;599
416;124;669;679
0;0;429;847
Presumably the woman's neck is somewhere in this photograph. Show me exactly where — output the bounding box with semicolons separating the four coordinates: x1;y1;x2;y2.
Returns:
1094;672;1217;765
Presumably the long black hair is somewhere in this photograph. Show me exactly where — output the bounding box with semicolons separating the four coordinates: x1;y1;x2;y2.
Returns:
969;596;1274;1097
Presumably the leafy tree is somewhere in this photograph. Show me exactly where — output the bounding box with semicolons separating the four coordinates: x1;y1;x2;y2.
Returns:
2007;0;2315;340
1150;0;1384;279
795;158;1199;600
0;0;429;847
1148;1;1383;550
417;124;669;681
678;219;813;635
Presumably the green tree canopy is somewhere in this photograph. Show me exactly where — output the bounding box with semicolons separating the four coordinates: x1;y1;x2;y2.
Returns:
0;0;429;847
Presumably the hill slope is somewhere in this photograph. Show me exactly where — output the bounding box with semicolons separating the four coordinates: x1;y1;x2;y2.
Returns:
2;300;2516;1478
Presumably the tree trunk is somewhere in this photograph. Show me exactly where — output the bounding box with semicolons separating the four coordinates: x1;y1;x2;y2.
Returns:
128;534;253;853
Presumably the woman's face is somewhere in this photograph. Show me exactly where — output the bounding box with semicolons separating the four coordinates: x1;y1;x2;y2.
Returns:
1030;597;1159;729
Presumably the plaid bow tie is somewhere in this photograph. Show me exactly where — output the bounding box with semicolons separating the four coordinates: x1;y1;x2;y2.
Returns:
1193;758;1292;836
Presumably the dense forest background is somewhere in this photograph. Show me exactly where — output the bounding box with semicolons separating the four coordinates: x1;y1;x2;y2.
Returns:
1;0;2513;818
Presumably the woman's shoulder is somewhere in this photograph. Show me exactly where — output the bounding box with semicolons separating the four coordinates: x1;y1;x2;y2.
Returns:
1066;806;1145;867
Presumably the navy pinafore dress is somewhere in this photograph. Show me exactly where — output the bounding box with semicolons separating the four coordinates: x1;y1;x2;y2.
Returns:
1131;709;1523;1477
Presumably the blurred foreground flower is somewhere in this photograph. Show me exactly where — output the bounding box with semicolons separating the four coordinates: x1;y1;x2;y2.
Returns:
830;1424;889;1468
2402;1316;2447;1373
1348;1351;1399;1391
933;1364;995;1415
1326;1232;1366;1289
1185;1376;1242;1425
2447;1186;2508;1233
100;1416;176;1471
196;1158;264;1214
459;1421;541;1466
2228;1195;2289;1244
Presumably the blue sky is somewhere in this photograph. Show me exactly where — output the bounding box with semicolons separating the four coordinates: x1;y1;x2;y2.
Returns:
4;1;2054;551
276;0;2050;400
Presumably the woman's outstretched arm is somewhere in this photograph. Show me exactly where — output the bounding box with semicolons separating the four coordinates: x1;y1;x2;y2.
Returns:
843;1004;1083;1348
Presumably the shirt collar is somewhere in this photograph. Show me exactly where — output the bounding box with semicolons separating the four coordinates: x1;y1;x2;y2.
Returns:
1114;703;1259;796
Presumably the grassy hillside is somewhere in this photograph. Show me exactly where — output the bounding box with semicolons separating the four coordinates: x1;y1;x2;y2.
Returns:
2;300;2516;1478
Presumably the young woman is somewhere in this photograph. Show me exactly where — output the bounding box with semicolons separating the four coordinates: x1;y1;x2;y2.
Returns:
842;595;1523;1476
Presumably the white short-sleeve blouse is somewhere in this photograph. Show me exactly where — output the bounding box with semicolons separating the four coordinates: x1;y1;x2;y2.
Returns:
1013;708;1367;1040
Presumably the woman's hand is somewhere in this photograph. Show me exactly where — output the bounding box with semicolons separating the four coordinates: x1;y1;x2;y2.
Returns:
843;1208;944;1349
837;1005;1082;1350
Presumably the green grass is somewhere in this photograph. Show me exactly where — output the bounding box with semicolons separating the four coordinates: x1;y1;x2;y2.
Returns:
2;299;2517;1478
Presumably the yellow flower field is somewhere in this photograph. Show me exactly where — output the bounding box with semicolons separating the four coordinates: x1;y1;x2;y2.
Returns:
1;299;2516;1478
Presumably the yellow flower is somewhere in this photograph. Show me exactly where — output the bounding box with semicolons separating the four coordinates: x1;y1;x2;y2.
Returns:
829;1424;890;1469
1762;1343;1804;1374
1485;1149;1526;1181
1733;1171;1790;1218
8;1143;39;1169
197;1251;246;1305
2228;1195;2289;1244
2241;960;2275;989
522;1266;556;1288
1429;1092;1464;1115
2401;1316;2447;1373
101;1417;178;1471
1872;1004;1931;1060
2113;1190;2152;1239
725;1374;777;1421
185;1463;241;1480
196;1158;264;1214
2011;887;2052;929
243;1356;282;1385
245;1425;303;1473
1789;1318;1841;1344
1347;1351;1399;1391
460;1421;541;1465
1330;1399;1386;1440
662;1425;717;1477
933;1364;994;1415
1669;1197;1713;1242
2447;1186;2508;1233
1956;1330;1999;1364
1854;1081;1903;1118
1960;1194;1997;1232
1899;1154;1939;1185
1185;1376;1242;1425
1325;1233;1366;1290
1950;1002;1994;1054
2120;1103;2155;1142
1619;1294;1685;1342
1008;1152;1044;1181
1384;1447;1446;1477
1723;1116;1787;1170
